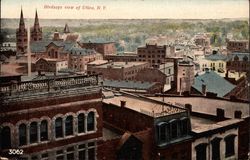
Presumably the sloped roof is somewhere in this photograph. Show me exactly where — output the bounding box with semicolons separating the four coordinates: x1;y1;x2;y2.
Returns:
192;71;236;97
31;41;76;53
70;47;96;55
103;80;157;90
205;53;227;61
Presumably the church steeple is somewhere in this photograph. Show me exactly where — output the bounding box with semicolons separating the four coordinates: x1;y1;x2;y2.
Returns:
16;8;28;54
64;23;70;34
31;9;43;42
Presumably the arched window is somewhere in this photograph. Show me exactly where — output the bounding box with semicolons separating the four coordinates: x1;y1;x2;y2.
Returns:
55;117;63;138
19;124;27;146
0;126;11;149
30;122;38;144
65;116;73;136
78;114;85;133
87;112;95;131
40;120;48;141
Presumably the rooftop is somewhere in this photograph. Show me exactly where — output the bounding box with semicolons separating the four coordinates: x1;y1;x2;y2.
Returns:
103;93;185;118
88;60;109;66
148;96;249;118
205;53;227;61
191;116;241;133
102;127;121;141
228;52;250;61
93;61;148;69
103;79;157;90
192;71;236;97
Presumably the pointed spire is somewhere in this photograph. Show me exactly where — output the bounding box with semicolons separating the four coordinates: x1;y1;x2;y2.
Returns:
19;7;25;27
64;23;70;33
34;9;40;28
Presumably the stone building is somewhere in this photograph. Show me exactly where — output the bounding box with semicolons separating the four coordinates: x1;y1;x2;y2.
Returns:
227;52;250;74
0;75;102;160
35;58;68;73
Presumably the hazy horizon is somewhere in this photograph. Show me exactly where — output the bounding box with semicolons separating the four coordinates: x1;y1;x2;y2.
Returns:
1;0;249;19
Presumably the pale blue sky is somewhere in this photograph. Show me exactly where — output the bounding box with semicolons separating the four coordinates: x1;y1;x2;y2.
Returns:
1;0;249;19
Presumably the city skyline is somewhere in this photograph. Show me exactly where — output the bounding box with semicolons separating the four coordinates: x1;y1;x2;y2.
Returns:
1;0;249;19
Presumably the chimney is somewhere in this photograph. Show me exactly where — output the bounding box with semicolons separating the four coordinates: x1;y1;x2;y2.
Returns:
234;111;242;119
185;104;192;113
120;100;126;108
216;108;225;120
202;84;206;96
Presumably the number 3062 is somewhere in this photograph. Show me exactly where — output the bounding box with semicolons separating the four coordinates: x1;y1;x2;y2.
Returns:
8;149;23;155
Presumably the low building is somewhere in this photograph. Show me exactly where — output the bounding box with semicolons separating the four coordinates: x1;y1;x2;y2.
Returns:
79;40;116;56
227;40;249;53
103;79;163;94
87;61;150;81
199;52;227;73
35;58;68;73
104;52;137;62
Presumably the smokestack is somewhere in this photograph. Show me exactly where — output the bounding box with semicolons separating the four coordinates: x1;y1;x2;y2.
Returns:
27;24;31;77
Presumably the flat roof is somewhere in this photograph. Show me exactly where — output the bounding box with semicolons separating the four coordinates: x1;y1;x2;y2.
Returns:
191;116;241;133
149;96;250;118
88;60;109;65
93;61;148;69
103;94;185;118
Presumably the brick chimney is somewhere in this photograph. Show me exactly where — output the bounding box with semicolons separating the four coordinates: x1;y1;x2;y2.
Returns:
234;110;242;119
185;104;192;114
216;108;225;120
120;100;126;108
202;84;206;96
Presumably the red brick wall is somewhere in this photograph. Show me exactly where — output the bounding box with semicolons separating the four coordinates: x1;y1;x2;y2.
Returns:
103;103;154;132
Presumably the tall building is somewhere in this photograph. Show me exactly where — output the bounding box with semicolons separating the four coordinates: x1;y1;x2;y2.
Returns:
16;8;28;54
31;10;43;42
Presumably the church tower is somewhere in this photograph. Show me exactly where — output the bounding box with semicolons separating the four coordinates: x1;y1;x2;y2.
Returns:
31;10;42;42
63;23;70;34
16;8;28;54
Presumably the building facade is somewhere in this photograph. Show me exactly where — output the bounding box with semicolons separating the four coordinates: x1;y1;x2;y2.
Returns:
87;61;150;81
137;44;168;68
227;40;249;53
0;75;102;160
35;58;68;73
80;41;116;56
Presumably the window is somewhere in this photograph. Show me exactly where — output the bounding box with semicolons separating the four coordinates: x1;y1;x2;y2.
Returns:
19;124;27;146
78;144;86;160
180;117;188;136
78;114;85;133
225;135;236;157
211;138;221;160
65;116;73;136
55;118;63;138
30;122;38;144
66;147;74;160
0;126;11;149
157;122;167;142
195;143;207;160
40;120;48;141
87;112;95;131
56;150;64;160
170;120;178;139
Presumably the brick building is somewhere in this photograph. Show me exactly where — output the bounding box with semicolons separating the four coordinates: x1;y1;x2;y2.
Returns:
227;40;249;53
101;91;192;160
227;52;250;74
104;52;137;62
137;44;168;68
87;61;150;81
0;75;102;160
79;41;116;56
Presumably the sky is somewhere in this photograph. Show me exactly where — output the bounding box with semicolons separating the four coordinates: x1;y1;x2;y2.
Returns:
1;0;249;19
